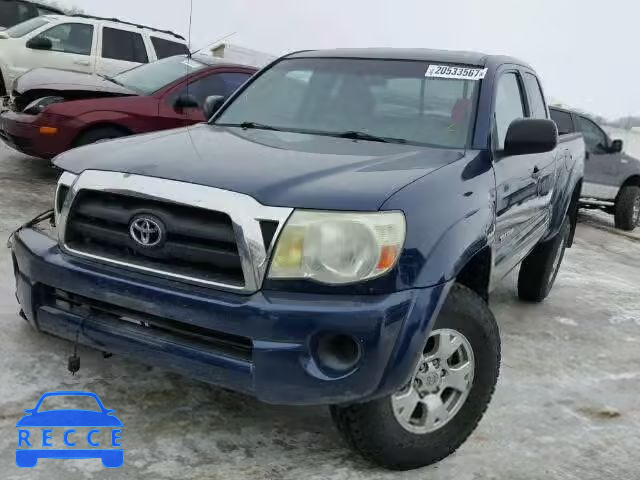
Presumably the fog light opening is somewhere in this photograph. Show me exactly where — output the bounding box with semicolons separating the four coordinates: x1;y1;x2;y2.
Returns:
316;334;361;373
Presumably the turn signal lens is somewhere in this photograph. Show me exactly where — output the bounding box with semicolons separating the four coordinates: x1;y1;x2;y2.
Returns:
39;126;58;135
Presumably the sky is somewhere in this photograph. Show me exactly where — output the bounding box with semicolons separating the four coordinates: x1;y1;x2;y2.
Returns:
56;0;638;119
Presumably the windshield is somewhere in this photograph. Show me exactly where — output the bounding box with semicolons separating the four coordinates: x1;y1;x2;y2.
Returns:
37;395;101;412
6;16;50;38
113;55;207;95
215;58;479;148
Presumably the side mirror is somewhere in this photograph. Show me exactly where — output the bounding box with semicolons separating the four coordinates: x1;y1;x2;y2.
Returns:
504;118;558;156
203;95;225;120
610;139;623;153
173;94;199;111
26;36;52;50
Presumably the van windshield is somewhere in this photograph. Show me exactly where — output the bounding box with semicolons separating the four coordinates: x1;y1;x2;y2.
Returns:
113;55;207;95
215;57;480;149
6;16;50;38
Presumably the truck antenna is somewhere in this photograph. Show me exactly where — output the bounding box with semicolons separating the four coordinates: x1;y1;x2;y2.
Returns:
187;0;194;58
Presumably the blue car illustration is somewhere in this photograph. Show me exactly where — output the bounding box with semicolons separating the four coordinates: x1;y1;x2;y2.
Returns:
16;391;123;468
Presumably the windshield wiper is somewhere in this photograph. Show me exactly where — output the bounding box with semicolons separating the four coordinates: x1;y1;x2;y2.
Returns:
216;121;283;132
330;130;407;144
97;73;125;88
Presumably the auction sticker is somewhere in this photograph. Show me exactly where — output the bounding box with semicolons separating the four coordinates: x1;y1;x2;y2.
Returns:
426;65;487;80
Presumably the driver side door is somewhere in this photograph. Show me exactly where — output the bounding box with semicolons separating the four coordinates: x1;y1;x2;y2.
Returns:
18;22;95;77
491;69;546;283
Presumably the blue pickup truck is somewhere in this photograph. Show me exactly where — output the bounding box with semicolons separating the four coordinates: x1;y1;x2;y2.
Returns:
10;48;584;470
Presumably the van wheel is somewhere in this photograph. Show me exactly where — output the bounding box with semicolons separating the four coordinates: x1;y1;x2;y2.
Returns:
518;217;570;302
614;185;640;231
75;127;127;147
330;284;500;470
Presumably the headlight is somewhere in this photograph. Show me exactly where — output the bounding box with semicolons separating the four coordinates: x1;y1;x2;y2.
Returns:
23;96;65;114
269;210;406;284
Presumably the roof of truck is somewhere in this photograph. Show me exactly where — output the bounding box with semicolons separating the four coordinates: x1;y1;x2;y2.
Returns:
286;48;531;69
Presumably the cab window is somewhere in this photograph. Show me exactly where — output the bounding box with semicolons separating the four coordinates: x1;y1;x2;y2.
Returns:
494;72;525;149
550;109;575;136
576;116;607;152
523;73;547;119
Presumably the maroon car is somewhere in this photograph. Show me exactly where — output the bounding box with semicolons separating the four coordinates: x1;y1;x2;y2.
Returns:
0;54;256;159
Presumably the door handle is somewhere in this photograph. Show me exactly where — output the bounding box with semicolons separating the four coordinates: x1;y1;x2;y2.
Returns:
74;60;90;66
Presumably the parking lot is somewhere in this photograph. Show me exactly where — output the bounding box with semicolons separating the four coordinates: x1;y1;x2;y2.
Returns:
0;143;638;479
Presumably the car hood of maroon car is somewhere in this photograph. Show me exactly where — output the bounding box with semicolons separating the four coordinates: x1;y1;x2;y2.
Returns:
13;68;136;96
54;123;465;211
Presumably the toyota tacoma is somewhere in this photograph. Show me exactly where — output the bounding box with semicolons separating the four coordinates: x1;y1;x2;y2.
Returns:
9;48;585;470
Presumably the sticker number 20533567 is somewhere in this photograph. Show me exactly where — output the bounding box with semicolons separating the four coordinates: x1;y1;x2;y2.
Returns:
426;65;488;80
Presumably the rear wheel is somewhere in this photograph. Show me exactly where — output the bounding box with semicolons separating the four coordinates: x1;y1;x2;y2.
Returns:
75;127;128;147
614;185;640;231
518;217;570;302
0;69;6;97
330;284;500;470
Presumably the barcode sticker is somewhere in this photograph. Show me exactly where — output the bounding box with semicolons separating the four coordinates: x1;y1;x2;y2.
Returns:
426;65;487;80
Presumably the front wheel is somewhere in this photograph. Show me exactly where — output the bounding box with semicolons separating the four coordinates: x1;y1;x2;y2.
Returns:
74;127;127;147
614;185;640;231
330;284;500;470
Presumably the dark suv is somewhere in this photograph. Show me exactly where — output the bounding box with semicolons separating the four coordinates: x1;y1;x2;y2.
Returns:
0;0;62;29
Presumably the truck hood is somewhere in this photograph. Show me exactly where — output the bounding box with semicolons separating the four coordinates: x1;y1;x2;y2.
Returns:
55;124;465;211
13;68;136;96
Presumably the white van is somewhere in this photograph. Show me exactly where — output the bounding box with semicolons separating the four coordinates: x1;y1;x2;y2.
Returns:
0;14;189;95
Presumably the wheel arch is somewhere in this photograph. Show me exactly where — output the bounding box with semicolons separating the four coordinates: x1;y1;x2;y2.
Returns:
617;175;640;199
455;246;492;302
72;123;133;147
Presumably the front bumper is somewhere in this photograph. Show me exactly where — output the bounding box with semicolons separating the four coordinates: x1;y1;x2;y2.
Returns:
11;227;449;406
0;111;75;159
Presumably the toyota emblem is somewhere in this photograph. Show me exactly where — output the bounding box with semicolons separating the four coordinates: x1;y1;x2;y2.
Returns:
129;215;164;248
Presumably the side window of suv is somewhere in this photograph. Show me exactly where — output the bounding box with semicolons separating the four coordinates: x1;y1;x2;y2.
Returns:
35;23;94;55
494;72;525;149
151;37;190;59
576;116;607;152
102;27;148;63
523;73;547;119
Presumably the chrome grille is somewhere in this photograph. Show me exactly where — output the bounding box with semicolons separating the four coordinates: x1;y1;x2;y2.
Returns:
58;171;293;293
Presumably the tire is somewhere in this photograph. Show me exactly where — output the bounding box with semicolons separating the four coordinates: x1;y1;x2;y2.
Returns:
517;216;570;302
330;284;500;470
75;127;127;147
614;185;640;231
0;69;6;97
